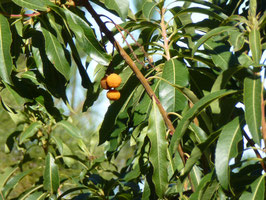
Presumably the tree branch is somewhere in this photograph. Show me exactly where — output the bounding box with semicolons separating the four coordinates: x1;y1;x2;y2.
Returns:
78;0;190;187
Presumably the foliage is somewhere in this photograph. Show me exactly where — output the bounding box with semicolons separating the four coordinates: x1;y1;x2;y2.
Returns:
0;0;265;199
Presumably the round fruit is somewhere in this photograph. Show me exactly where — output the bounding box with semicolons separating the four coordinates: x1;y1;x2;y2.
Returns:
107;90;121;101
100;76;110;90
106;73;122;88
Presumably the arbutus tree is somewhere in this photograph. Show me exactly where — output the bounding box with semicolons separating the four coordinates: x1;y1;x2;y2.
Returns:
0;0;265;199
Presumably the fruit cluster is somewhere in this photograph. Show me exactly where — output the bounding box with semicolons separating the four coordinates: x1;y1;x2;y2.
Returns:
100;73;122;101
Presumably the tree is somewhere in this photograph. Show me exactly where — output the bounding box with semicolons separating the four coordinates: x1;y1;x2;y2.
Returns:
0;0;265;199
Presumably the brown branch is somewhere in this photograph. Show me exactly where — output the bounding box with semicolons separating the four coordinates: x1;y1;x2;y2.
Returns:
0;12;41;18
242;131;266;172
78;0;189;179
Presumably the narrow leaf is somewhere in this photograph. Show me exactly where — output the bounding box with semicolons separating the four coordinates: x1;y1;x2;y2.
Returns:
105;0;129;21
239;175;265;200
204;39;236;71
142;1;157;19
249;29;262;67
215;117;244;191
170;90;236;155
147;98;169;198
244;77;262;145
192;26;236;56
20;122;42;144
41;27;71;80
56;120;82;139
2;169;32;197
12;0;51;11
43;153;60;194
63;8;111;65
159;59;189;112
0;14;12;84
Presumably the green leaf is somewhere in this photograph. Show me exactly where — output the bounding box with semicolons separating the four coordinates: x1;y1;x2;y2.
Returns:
133;79;160;126
147;98;169;198
25;192;48;200
0;167;18;191
182;130;220;179
170;89;236;155
56;120;82;139
244;77;262;145
229;31;245;52
190;171;213;200
43;153;60;194
52;136;75;167
63;8;111;65
2;169;33;197
12;0;51;11
210;66;243;113
105;0;129;21
204;39;235;71
159;59;189;112
0;14;13;84
142;1;157;19
20;122;42;144
239;175;265;200
249;29;262;67
41;27;71;80
192;26;236;56
215;117;244;191
99;67;139;144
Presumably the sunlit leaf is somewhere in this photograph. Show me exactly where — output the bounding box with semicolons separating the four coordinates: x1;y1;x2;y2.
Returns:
0;14;12;84
43;153;60;194
105;0;129;21
159;59;189;112
12;0;51;11
63;8;111;65
249;29;262;67
147;98;169;197
41;27;71;80
244;77;262;145
56;120;82;139
20;122;42;144
215;117;244;191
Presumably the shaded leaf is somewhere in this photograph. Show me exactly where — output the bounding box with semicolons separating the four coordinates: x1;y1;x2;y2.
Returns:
244;77;262;145
192;26;236;56
170;89;236;155
215;117;244;191
0;14;12;84
43;153;60;194
239;175;265;200
204;39;236;71
147;98;169;198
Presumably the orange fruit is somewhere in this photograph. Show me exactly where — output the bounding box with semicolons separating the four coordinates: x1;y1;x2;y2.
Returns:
100;76;110;90
106;73;122;88
107;90;121;101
